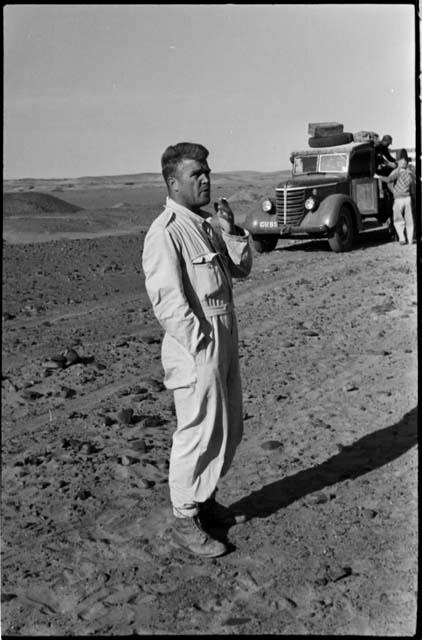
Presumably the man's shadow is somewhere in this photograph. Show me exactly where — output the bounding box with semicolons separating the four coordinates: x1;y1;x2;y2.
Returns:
228;406;418;521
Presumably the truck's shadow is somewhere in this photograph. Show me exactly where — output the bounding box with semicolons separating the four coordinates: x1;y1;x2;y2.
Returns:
229;406;417;520
276;228;395;253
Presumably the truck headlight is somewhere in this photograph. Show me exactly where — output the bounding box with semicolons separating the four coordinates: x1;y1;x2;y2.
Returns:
305;196;317;211
262;199;274;213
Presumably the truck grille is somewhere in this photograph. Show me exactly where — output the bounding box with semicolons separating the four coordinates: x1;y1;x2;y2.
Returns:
275;188;306;226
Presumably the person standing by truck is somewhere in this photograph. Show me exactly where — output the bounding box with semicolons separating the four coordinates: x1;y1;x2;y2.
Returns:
375;155;416;244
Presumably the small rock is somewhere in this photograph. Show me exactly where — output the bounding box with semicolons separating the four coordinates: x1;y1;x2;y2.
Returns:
343;383;358;392
1;593;17;603
63;348;80;366
130;439;148;453
281;341;295;348
79;442;96;455
21;389;44;401
261;440;283;451
75;490;92;501
103;415;115;427
144;335;161;345
307;492;328;505
362;508;378;519
328;565;353;582
137;478;155;489
304;330;319;337
61;386;76;399
117;408;134;425
114;465;130;480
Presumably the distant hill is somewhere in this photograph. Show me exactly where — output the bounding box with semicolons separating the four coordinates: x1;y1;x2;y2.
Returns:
3;192;82;217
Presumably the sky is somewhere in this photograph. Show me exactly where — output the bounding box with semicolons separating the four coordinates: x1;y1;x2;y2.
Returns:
4;3;418;179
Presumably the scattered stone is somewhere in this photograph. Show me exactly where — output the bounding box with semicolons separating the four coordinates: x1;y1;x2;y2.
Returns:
75;489;92;501
328;565;353;582
79;442;96;455
144;335;161;345
1;593;17;603
307;492;328;505
63;347;80;366
114;465;130;480
362;508;378;519
137;478;155;489
60;385;76;399
148;379;166;392
343;382;358;392
21;389;44;401
130;439;148;453
117;408;134;425
261;440;283;451
223;618;252;626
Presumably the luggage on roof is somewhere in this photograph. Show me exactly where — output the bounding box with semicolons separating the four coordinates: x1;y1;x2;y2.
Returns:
308;122;344;137
353;130;380;143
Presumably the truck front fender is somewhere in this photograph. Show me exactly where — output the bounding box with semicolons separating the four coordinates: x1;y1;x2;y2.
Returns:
308;194;362;232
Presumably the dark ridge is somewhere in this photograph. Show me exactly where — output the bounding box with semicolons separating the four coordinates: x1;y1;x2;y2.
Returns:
3;192;83;217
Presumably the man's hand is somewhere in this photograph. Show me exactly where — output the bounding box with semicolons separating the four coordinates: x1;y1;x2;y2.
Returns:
214;197;235;234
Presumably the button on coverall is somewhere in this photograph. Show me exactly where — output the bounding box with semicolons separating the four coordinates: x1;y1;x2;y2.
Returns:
142;197;252;517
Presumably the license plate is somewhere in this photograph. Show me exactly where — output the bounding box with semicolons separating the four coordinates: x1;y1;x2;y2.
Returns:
259;220;278;228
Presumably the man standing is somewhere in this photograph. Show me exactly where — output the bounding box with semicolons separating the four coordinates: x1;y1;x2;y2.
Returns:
142;142;252;558
376;155;416;244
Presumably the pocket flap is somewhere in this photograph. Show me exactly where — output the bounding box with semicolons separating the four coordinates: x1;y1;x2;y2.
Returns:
192;252;219;265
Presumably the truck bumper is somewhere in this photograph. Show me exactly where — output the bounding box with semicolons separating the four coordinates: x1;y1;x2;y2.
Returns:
278;224;330;236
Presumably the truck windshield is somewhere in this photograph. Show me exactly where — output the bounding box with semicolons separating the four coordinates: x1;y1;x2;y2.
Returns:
293;153;348;175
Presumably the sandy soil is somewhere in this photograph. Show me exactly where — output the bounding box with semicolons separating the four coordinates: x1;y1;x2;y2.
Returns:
1;175;418;636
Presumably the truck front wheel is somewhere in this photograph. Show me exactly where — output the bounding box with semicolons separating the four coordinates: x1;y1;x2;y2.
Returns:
328;206;355;252
253;235;278;253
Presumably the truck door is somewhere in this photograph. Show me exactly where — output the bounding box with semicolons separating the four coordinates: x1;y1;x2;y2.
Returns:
351;178;378;215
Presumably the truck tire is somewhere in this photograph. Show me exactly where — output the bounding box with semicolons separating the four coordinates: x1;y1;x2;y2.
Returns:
308;132;354;148
253;235;278;253
328;206;355;252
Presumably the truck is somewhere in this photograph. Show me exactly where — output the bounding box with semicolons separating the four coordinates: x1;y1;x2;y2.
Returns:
244;128;400;253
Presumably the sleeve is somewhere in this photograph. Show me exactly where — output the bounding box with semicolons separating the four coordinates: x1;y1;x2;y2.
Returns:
142;224;205;356
219;227;253;278
386;168;398;183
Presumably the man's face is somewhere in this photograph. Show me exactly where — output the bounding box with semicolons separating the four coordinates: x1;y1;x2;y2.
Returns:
398;158;407;169
169;158;211;212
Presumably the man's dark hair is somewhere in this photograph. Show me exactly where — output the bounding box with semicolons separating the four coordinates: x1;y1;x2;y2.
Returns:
161;142;209;183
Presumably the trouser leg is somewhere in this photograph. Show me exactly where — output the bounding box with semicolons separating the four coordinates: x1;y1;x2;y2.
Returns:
393;198;406;242
403;197;414;243
168;313;241;516
221;316;243;477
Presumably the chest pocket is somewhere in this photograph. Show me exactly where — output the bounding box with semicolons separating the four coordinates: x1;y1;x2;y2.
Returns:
191;252;230;303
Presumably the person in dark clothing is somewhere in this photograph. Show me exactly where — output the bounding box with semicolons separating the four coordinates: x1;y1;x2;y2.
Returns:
375;134;397;238
375;134;397;176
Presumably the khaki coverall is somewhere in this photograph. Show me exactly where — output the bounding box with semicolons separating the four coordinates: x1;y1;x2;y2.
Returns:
142;197;252;517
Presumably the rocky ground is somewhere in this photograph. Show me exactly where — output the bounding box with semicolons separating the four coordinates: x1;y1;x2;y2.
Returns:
1;179;418;636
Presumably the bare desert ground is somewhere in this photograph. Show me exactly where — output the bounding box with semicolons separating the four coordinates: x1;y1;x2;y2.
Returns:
2;171;418;635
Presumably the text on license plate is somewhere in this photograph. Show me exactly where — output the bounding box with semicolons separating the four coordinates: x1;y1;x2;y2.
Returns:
259;220;278;228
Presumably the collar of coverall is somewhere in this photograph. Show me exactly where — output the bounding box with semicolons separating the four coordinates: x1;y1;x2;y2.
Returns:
165;196;212;230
